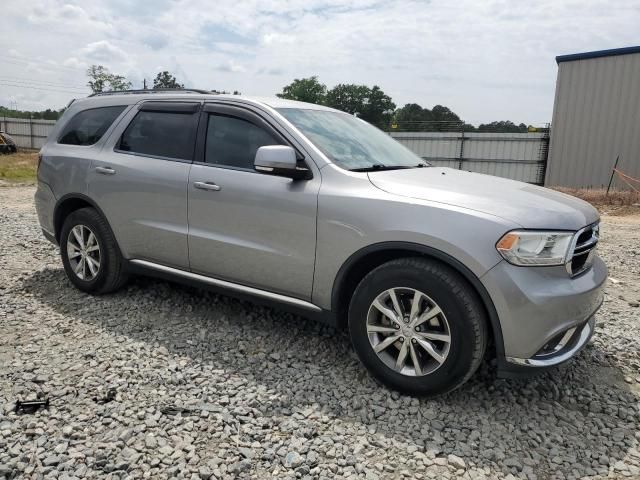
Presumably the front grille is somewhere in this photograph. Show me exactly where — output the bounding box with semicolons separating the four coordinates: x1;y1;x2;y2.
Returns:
567;223;599;276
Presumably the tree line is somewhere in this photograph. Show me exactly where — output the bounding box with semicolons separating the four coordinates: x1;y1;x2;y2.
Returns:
276;76;530;132
0;106;63;120
2;66;532;132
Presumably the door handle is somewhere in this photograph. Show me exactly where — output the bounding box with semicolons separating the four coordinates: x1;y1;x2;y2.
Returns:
95;166;116;175
194;181;221;191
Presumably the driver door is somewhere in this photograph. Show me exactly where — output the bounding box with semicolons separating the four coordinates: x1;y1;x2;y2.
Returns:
187;104;320;300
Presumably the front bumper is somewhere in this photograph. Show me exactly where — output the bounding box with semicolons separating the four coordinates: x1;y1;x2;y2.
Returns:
481;255;607;375
505;313;596;367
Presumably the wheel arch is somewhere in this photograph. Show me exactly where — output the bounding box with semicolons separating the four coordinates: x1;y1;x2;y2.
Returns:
53;193;113;244
330;242;505;357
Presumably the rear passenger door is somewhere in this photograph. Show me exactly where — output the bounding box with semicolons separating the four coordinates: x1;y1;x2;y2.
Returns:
88;101;199;269
187;103;320;300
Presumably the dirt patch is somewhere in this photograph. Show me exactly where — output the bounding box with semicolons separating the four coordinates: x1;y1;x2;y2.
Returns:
554;186;640;216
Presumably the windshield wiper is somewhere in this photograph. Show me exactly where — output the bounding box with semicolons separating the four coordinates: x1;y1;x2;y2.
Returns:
349;163;429;172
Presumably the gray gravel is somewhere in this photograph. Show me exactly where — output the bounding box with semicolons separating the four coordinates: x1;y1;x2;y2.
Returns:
1;186;639;480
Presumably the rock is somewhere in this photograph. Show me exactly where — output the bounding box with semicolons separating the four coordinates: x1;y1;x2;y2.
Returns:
238;447;254;459
504;457;521;470
229;460;251;474
145;434;157;449
447;454;466;470
42;456;62;466
198;466;212;479
283;451;304;469
588;401;602;413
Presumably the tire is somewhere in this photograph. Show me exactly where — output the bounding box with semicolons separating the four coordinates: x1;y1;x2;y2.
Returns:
348;257;487;396
60;207;128;294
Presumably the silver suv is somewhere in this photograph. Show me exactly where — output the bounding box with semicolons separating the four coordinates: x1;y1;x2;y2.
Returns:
35;90;607;395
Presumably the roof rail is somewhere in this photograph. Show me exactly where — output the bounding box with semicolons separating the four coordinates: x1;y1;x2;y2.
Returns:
88;88;215;97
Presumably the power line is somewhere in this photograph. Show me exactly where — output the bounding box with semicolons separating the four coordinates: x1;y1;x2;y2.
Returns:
0;82;89;94
0;80;87;93
0;75;87;90
0;54;86;73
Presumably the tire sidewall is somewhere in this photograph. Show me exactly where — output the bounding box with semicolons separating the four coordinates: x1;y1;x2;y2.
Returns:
349;260;482;395
60;209;109;293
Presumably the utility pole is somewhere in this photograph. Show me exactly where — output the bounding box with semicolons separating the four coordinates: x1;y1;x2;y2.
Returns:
143;78;147;90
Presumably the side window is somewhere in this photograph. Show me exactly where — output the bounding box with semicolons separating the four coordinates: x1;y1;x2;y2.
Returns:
205;114;280;169
119;111;197;161
58;106;126;146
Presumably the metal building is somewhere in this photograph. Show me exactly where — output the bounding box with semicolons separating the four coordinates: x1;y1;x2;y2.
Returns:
545;46;640;189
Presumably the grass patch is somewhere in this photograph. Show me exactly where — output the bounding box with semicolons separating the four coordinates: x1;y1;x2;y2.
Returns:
0;151;39;183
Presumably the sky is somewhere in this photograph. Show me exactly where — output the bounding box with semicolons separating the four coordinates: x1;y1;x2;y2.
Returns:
0;0;639;125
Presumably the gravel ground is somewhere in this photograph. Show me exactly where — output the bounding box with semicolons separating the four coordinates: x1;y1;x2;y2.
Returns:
1;186;639;480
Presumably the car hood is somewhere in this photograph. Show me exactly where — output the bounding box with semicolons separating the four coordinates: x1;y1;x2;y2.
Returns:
368;167;599;230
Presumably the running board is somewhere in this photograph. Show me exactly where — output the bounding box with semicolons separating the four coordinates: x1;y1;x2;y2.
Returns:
129;259;322;312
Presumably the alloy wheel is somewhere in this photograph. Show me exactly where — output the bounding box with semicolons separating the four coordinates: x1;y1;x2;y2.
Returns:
366;287;451;376
66;224;101;281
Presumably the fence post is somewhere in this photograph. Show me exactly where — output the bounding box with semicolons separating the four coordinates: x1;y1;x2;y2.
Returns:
536;124;551;185
458;123;466;170
606;156;620;195
29;114;34;149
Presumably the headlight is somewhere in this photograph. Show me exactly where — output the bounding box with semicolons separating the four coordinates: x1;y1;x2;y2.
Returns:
496;230;574;266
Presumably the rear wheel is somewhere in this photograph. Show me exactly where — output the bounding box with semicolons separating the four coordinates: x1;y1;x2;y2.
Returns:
348;257;487;395
60;208;128;294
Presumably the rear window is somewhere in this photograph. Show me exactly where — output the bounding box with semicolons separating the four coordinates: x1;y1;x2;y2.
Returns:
118;111;197;161
58;106;126;146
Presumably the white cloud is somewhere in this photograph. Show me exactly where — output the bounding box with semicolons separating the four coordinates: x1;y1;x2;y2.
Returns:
59;4;87;18
62;57;88;69
1;0;639;122
261;33;296;46
80;41;131;64
213;61;247;73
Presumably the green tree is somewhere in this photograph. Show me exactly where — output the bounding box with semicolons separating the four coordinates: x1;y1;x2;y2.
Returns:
431;105;462;122
86;65;132;94
153;71;184;89
394;103;433;126
277;76;327;104
325;84;395;128
477;120;528;133
393;103;469;131
360;85;395;128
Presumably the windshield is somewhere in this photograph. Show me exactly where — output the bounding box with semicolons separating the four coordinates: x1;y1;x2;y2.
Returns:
277;108;428;171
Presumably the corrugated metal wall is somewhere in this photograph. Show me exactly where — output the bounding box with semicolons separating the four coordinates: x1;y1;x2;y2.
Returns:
391;132;548;184
546;52;640;189
0;117;56;149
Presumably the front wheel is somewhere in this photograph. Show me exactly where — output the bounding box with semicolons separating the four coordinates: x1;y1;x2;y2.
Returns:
348;257;487;396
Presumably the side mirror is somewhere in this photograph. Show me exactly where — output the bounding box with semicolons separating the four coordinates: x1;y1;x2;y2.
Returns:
254;145;311;180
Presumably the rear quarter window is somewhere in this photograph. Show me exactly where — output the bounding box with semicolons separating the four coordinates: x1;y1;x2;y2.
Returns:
58;106;126;146
118;110;197;161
